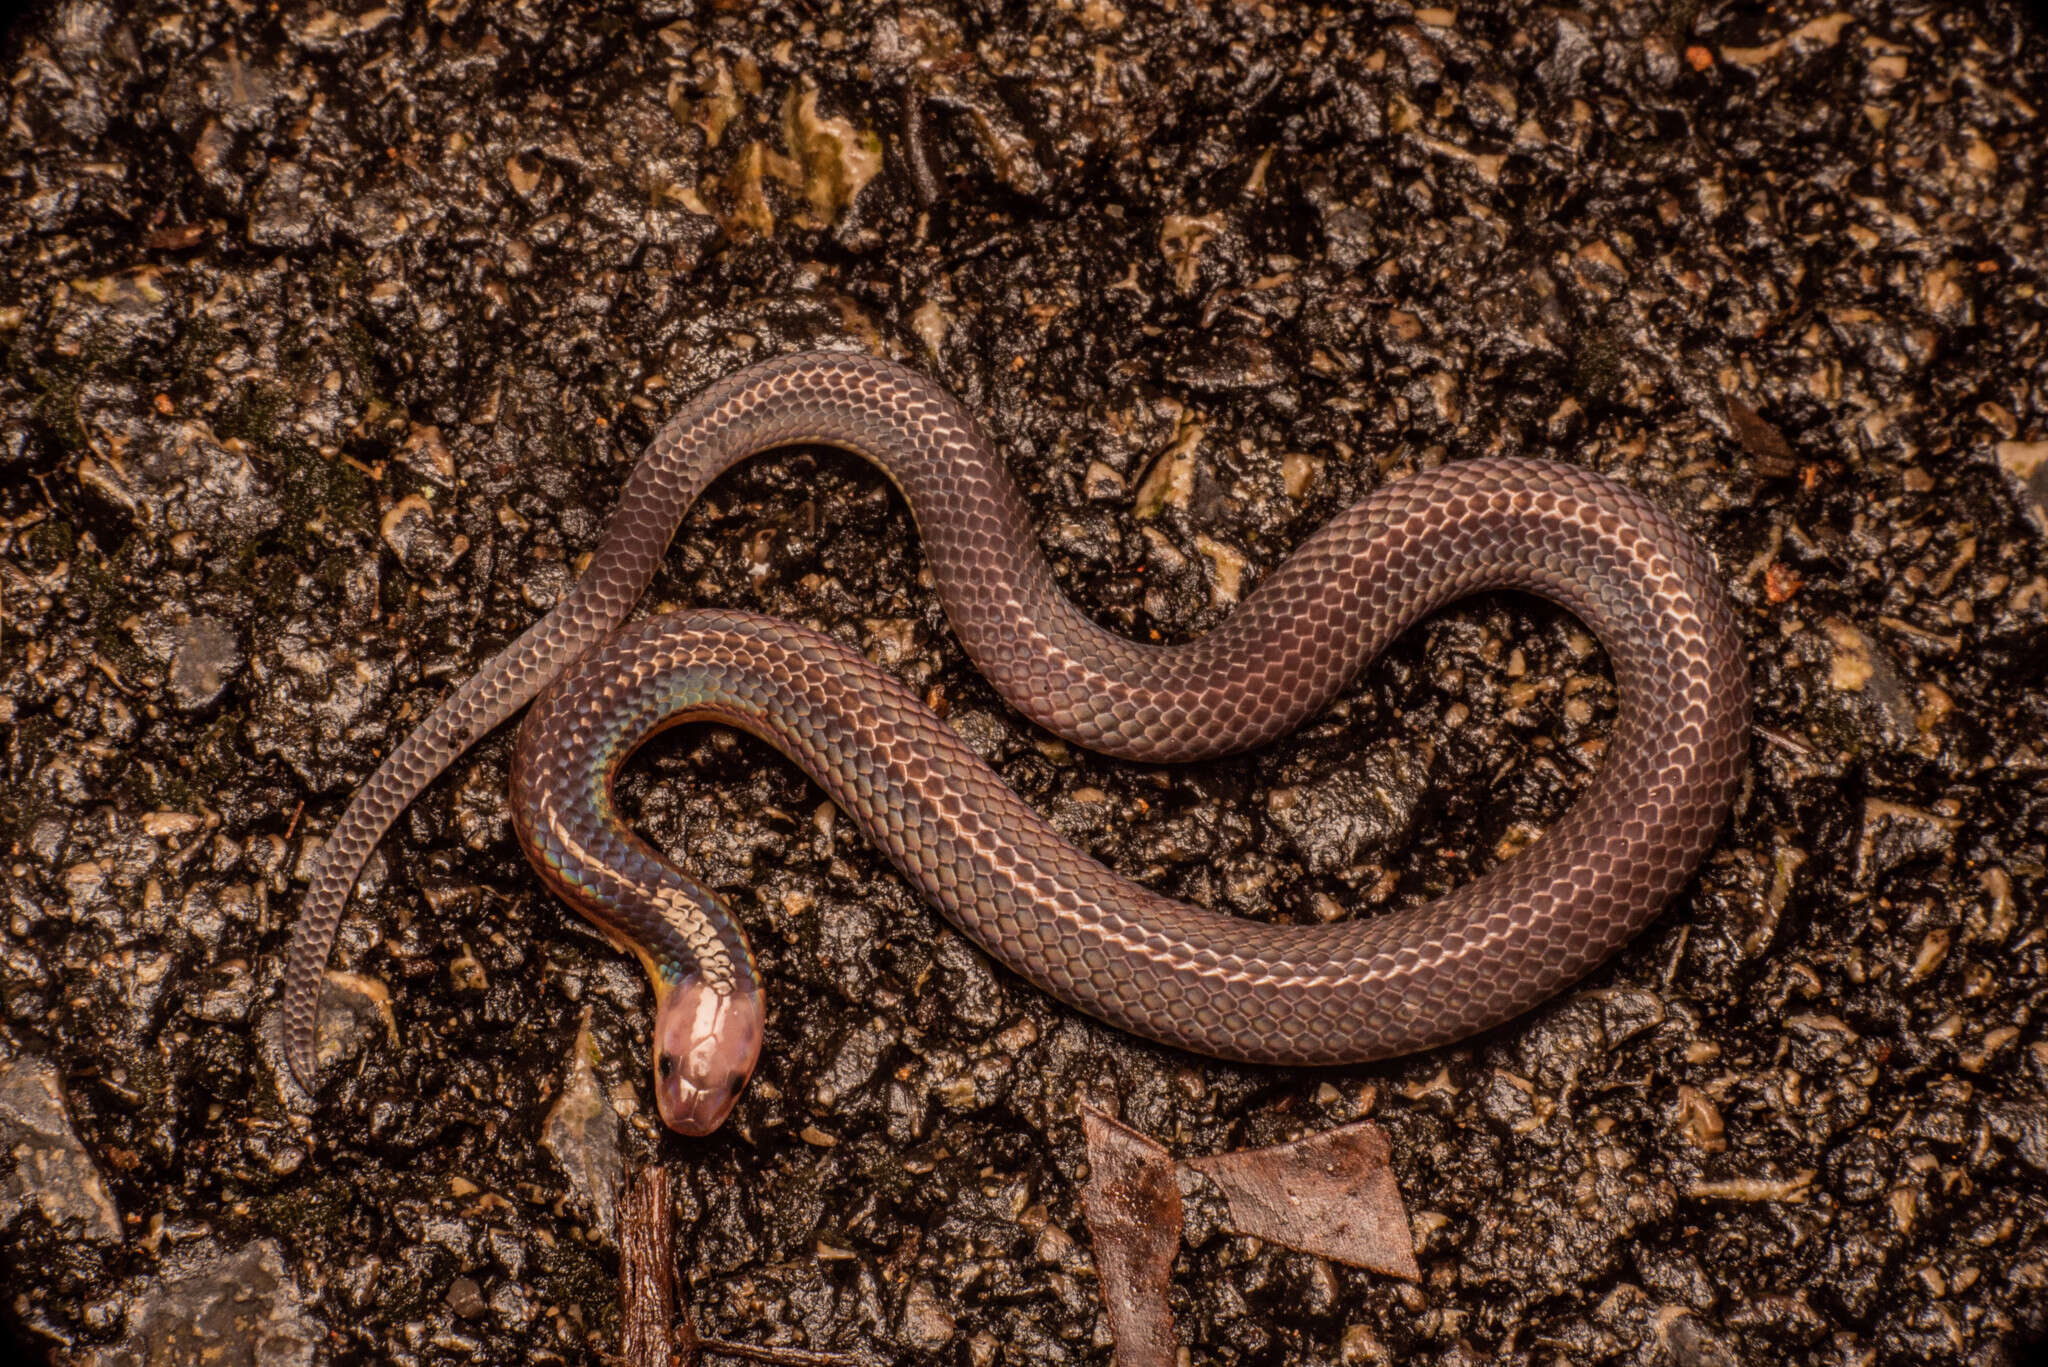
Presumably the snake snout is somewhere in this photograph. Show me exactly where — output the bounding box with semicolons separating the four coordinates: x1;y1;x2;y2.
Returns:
653;974;763;1136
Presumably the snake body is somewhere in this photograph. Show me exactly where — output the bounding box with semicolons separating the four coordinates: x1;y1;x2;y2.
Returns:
281;351;1747;1134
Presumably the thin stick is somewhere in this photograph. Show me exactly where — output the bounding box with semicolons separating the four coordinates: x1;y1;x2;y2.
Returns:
697;1341;858;1366
621;1162;856;1367
619;1166;677;1367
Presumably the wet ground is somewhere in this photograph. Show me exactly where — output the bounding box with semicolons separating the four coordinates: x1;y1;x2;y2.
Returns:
2;1;2046;1363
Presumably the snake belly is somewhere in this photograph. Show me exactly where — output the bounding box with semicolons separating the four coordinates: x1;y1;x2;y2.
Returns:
281;350;1747;1091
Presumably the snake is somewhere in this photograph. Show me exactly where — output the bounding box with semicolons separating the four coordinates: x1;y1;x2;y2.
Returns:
280;350;1748;1136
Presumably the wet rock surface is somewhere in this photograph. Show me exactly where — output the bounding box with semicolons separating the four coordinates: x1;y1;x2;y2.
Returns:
1;1;2045;1364
78;1238;321;1367
0;1048;123;1248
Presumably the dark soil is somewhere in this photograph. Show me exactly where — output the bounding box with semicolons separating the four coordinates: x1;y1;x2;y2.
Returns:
1;1;2045;1364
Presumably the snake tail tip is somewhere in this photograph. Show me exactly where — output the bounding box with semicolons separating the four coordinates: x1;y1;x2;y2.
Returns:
282;1038;320;1098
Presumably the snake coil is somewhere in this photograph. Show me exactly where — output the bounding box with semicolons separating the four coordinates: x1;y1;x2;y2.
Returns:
281;352;1747;1135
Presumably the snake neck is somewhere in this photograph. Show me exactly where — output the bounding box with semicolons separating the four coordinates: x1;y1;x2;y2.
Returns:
511;719;759;1000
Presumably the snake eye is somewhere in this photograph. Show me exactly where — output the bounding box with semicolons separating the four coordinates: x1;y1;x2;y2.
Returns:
658;1054;676;1079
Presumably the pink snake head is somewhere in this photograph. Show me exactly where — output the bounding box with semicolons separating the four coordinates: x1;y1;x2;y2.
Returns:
652;975;763;1136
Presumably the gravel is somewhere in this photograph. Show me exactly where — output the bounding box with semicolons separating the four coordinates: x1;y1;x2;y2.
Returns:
1;1;2044;1364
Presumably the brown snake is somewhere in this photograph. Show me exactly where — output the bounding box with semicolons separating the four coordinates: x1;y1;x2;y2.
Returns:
281;351;1748;1135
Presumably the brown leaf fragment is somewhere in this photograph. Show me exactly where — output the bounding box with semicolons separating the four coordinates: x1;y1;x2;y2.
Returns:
1182;1121;1420;1281
1080;1105;1182;1367
1724;397;1798;475
143;222;209;250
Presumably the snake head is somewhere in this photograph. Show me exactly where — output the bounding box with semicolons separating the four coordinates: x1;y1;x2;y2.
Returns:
652;974;763;1136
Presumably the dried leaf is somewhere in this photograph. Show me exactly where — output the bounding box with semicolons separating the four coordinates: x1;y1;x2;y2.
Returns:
1184;1121;1419;1281
1080;1106;1181;1367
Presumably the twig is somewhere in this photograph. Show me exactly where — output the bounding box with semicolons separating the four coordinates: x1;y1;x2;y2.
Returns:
619;1166;677;1367
697;1342;858;1366
1754;723;1815;756
619;1163;858;1367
